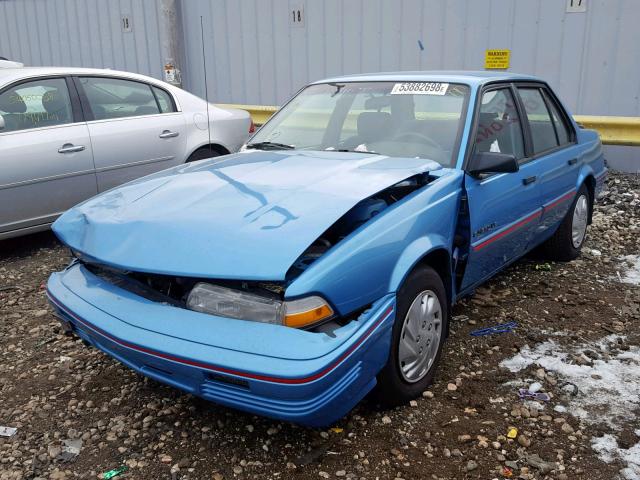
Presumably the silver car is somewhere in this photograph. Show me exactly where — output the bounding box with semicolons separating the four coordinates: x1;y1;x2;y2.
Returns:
0;67;251;239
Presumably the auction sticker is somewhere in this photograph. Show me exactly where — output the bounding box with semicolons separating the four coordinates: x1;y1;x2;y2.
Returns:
391;82;449;95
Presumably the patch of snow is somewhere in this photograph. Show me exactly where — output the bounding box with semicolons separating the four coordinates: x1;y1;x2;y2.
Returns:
592;434;640;480
619;255;640;285
501;336;640;478
524;400;545;411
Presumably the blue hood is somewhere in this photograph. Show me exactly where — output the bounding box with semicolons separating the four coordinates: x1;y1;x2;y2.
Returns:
53;151;441;280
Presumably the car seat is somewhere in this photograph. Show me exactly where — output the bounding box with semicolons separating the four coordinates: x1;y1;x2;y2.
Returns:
41;88;71;126
357;111;393;144
0;90;31;131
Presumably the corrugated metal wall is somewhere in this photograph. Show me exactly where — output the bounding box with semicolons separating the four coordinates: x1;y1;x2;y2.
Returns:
2;0;639;116
1;0;638;170
180;0;640;119
0;0;166;79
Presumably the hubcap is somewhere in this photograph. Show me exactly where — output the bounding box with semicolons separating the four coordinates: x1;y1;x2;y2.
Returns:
398;290;442;383
571;194;588;248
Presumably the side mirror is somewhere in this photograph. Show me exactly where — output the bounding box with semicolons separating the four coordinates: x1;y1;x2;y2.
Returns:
0;115;5;131
469;152;518;176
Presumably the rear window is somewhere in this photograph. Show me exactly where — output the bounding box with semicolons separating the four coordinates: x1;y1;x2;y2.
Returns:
80;77;160;120
517;88;558;154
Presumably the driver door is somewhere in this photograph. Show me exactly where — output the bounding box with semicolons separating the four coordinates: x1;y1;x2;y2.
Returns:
461;85;543;291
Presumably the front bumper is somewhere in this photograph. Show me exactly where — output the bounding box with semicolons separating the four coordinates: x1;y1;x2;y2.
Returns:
46;264;395;427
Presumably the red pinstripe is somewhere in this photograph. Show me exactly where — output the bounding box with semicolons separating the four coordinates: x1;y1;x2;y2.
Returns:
472;188;576;252
47;290;393;385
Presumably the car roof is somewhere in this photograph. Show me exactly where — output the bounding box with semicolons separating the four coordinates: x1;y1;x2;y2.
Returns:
0;66;166;88
312;70;542;87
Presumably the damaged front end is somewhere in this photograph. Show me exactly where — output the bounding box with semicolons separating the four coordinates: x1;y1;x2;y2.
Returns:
47;261;396;426
47;150;449;425
70;169;434;332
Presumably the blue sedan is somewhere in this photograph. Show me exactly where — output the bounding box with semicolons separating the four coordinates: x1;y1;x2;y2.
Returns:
47;72;606;427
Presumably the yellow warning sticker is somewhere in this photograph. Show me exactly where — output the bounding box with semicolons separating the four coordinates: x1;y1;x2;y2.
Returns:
485;49;510;69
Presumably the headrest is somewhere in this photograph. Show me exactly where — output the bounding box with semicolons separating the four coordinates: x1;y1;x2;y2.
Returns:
0;90;27;113
42;88;68;114
357;111;392;143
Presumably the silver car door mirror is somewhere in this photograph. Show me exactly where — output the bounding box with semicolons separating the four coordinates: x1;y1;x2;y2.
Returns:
0;115;5;131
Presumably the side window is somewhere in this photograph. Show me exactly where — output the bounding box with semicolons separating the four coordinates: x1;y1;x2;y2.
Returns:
543;91;571;145
79;77;160;120
517;88;557;154
474;88;525;160
152;86;176;113
0;78;73;132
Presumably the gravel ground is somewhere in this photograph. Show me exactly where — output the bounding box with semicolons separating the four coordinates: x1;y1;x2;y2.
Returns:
1;172;638;480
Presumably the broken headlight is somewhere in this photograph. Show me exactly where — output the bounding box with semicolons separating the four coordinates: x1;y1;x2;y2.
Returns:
186;283;333;328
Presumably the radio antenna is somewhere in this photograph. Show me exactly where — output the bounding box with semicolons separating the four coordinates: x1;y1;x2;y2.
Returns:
200;15;212;158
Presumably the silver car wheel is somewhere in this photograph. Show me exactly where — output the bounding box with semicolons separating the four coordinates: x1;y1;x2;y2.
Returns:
571;194;589;248
398;290;442;383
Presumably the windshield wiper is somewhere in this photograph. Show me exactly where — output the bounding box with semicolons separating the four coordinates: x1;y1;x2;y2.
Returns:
326;148;379;155
245;141;295;151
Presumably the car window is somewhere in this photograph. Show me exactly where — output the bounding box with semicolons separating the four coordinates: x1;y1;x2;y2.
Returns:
543;91;570;145
474;88;525;160
0;78;73;132
152;86;175;113
250;81;470;167
79;77;160;120
517;88;558;154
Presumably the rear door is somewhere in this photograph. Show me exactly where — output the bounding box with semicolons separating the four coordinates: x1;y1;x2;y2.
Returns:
0;76;96;235
461;84;543;290
515;85;581;241
75;76;187;192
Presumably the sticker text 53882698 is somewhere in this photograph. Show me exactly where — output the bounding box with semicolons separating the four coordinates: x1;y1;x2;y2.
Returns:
390;82;449;95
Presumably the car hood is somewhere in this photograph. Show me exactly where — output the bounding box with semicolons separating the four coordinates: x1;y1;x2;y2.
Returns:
53;150;442;280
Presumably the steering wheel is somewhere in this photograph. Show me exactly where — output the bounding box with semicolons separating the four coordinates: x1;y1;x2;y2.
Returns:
392;131;443;151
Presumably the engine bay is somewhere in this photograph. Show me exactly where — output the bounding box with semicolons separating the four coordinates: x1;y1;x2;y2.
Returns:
287;172;433;279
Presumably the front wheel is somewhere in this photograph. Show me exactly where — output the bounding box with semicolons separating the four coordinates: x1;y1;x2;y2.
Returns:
377;266;449;405
542;184;590;261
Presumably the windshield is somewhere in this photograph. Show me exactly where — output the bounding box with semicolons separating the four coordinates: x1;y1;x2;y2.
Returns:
248;81;470;166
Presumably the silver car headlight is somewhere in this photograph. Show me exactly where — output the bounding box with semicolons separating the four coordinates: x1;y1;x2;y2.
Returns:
186;282;333;328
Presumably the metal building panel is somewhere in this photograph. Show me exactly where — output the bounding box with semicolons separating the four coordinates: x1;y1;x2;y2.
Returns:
609;0;640;116
1;0;640;118
0;0;164;77
463;1;491;70
579;0;619;115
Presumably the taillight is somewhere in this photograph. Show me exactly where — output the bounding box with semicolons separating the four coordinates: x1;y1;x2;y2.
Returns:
248;119;256;134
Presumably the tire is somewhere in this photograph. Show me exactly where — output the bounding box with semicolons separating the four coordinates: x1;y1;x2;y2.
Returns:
541;184;590;261
377;266;449;405
186;147;221;163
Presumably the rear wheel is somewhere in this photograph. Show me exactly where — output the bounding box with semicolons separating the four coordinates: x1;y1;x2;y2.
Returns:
377;266;448;405
186;147;222;163
542;183;590;261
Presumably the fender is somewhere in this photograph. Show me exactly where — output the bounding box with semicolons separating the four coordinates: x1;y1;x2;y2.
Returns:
388;236;451;293
287;170;464;315
576;164;596;193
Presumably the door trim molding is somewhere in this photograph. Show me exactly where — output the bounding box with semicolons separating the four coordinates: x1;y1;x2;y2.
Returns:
94;155;175;174
472;208;542;252
0;168;96;191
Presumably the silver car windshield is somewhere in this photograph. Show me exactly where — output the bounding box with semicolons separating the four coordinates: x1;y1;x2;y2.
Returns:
249;81;470;167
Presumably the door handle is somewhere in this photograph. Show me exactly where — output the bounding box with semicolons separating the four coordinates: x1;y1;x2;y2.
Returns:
159;130;179;139
568;158;578;165
522;176;537;185
58;144;85;154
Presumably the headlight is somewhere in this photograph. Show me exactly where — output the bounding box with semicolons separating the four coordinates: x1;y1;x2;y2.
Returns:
186;283;333;328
